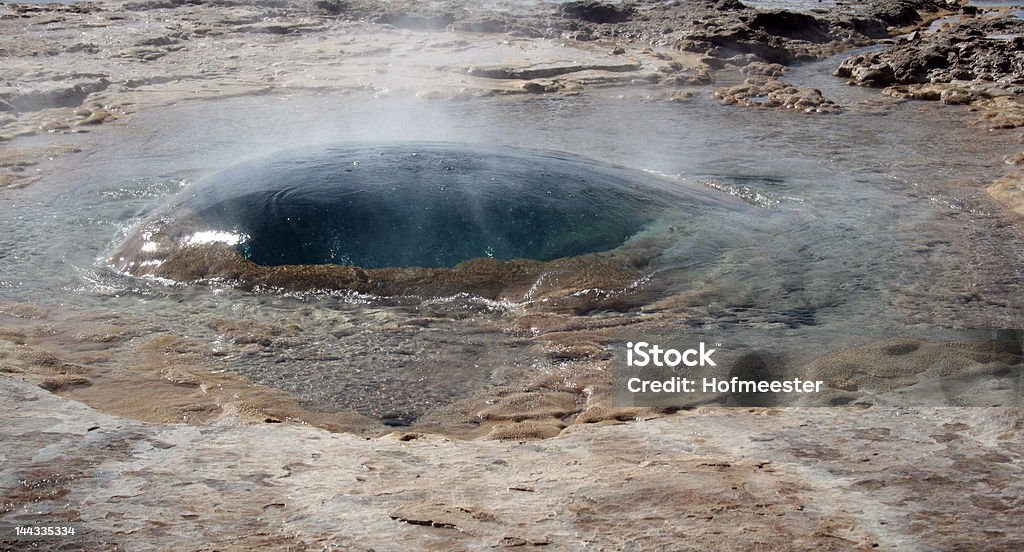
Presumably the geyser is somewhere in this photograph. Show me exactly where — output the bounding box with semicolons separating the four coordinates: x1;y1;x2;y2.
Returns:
111;143;739;303
181;143;656;269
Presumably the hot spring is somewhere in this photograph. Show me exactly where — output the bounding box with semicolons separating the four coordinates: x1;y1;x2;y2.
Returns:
110;143;744;303
2;69;1023;430
167;144;665;269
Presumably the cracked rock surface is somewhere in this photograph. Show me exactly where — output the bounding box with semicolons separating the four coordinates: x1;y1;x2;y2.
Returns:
2;0;1024;548
1;377;1022;550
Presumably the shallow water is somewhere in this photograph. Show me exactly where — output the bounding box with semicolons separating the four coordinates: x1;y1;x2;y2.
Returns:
2;55;1022;421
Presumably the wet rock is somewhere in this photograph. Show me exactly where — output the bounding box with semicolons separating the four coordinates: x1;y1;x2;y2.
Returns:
236;19;324;35
715;76;840;112
977;95;1024;129
0;303;52;319
478;391;580;423
65;42;101;54
135;35;181;47
116;240;650;312
836;17;1024;88
740;61;787;77
38;374;92;392
842;16;892;39
208;318;298;348
521;81;561;94
749;11;830;43
866;0;934;27
805;337;1022;400
7;2;99;15
219;401;285;425
558;1;633;24
160;367;202;386
939;87;977;105
466;61;641;80
119;45;186;61
567;30;594;42
658;73;706;86
883;83;988;104
0;145;79;168
665;90;700;102
375;8;457;31
75;109;116;125
485;420;565;440
988;174;1024;216
314;0;349;15
574;405;649;424
0;79;110;113
836;56;898;86
882;83;942;100
450;15;511;34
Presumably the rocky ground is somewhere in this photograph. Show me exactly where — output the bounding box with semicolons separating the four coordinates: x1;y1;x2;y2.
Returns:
2;0;1024;549
2;377;1023;550
4;0;1022;213
834;10;1024;214
0;0;956;181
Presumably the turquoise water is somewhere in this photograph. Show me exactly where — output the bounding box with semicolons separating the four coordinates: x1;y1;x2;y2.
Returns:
145;144;719;269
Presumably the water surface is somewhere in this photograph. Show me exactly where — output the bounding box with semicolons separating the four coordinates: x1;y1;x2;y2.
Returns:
2;58;1021;421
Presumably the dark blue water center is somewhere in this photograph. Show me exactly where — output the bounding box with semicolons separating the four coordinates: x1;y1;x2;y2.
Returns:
174;143;682;269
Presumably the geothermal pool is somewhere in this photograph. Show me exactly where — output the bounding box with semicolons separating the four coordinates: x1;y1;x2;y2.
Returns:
1;58;1022;428
112;143;730;274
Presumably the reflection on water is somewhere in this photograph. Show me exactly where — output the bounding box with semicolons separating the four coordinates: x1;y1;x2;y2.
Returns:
1;61;1022;423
